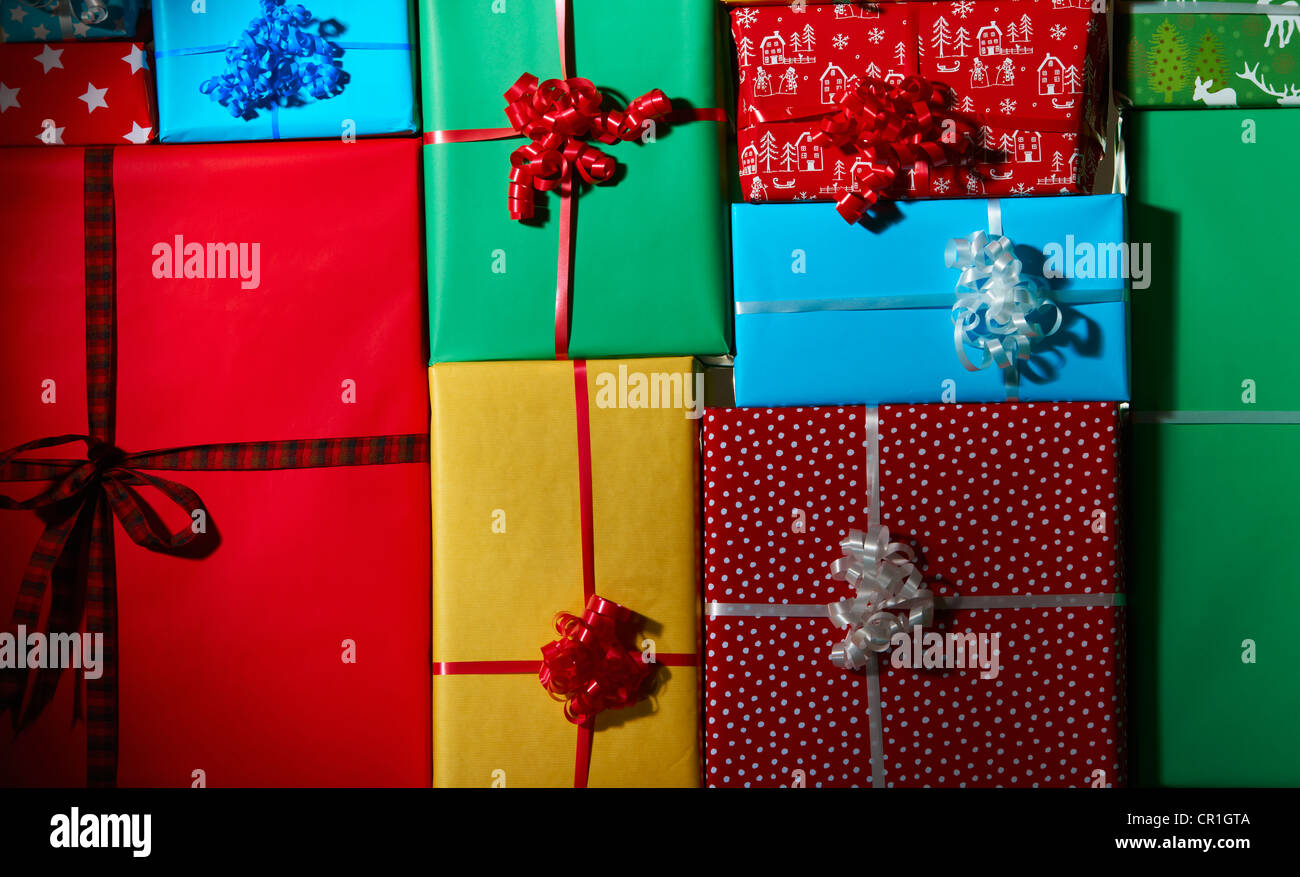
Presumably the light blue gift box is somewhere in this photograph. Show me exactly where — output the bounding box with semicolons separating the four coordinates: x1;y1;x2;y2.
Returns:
0;0;141;42
732;195;1131;407
154;0;416;143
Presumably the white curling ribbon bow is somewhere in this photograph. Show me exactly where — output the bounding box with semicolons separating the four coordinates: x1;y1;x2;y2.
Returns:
945;229;1062;380
825;526;934;671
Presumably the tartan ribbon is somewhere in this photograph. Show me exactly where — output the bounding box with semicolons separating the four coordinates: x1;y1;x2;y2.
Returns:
810;75;970;225
0;147;428;787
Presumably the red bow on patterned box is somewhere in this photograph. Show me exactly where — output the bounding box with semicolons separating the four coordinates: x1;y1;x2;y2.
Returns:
539;593;655;725
504;73;673;221
810;75;971;224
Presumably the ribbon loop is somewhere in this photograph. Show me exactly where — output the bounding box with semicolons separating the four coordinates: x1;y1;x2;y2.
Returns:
825;524;933;670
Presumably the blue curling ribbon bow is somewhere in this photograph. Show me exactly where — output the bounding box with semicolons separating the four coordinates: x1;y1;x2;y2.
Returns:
199;0;345;120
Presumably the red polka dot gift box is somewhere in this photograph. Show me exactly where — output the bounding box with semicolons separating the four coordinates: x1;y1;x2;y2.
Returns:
0;40;156;145
729;1;1108;210
703;403;1126;788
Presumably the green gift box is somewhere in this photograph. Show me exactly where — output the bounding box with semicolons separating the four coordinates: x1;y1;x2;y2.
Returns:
1127;107;1300;785
1131;422;1300;786
1118;4;1300;108
419;0;732;363
1128;109;1300;412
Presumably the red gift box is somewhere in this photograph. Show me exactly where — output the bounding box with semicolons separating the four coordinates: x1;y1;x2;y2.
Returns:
730;1;1107;204
0;139;429;787
703;403;1126;787
0;41;156;145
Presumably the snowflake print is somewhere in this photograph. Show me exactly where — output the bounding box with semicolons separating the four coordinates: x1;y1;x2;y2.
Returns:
833;33;850;50
1000;98;1018;114
869;28;885;44
1050;24;1067;40
735;8;758;28
933;178;950;193
1011;182;1031;194
953;1;975;17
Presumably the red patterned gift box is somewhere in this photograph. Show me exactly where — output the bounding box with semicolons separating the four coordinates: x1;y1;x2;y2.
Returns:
703;403;1126;787
730;1;1107;206
0;40;155;145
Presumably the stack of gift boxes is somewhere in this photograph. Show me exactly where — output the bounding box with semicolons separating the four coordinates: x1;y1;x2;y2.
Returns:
0;0;1289;789
1115;2;1300;787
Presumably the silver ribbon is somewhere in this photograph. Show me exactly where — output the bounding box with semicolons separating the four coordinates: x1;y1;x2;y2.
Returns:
825;526;933;671
20;0;107;38
945;200;1061;402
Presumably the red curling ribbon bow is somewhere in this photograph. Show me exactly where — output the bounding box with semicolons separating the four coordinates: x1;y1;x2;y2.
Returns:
810;75;970;225
503;72;673;221
539;594;655;725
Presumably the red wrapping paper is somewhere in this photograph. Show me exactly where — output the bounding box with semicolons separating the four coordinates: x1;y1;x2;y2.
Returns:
703;404;1126;787
731;1;1107;202
0;41;155;145
0;139;429;787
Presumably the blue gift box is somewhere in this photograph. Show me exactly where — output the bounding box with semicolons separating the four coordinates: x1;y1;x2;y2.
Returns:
733;195;1131;407
1;0;140;42
154;0;416;143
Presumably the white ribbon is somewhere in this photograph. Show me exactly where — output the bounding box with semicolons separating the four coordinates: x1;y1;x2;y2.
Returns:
945;200;1061;401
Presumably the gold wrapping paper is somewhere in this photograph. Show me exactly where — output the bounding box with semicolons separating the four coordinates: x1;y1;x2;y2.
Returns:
429;358;701;787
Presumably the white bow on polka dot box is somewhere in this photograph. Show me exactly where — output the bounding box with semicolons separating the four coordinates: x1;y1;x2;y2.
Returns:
703;402;1126;788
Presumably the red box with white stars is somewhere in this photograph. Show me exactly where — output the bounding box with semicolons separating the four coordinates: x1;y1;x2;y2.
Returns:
730;1;1107;203
703;404;1126;787
0;41;155;145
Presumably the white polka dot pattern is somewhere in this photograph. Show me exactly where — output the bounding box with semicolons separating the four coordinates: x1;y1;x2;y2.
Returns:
703;404;1127;788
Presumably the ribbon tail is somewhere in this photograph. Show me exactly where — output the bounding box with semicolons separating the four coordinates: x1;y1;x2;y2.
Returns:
84;492;118;788
574;717;594;789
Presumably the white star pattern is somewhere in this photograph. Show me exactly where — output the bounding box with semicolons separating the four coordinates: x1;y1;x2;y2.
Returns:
8;5;27;23
0;83;18;113
32;23;50;40
73;22;90;37
122;121;152;144
120;45;148;75
78;83;109;113
37;122;65;145
34;45;64;74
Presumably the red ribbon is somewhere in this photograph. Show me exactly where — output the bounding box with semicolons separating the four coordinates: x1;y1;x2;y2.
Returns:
810;75;971;225
539;594;655;726
504;73;673;222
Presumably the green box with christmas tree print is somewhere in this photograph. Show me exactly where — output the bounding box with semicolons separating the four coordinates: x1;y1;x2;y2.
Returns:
1118;4;1300;107
1127;107;1300;785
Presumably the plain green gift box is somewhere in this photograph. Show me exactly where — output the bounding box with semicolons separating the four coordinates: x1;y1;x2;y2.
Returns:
420;0;732;363
1127;108;1300;412
1127;107;1300;785
1131;422;1300;786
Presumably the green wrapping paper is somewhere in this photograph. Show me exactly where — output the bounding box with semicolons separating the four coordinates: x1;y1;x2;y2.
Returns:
1128;109;1300;412
1127;107;1300;785
420;0;732;363
1132;422;1300;786
1118;4;1300;108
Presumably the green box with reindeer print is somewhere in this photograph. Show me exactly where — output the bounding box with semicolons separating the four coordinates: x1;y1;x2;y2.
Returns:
1117;4;1300;108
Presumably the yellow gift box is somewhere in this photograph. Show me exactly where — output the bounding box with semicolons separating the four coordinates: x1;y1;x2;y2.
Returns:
429;357;702;788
